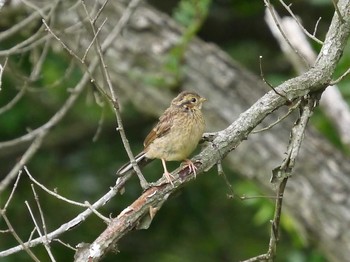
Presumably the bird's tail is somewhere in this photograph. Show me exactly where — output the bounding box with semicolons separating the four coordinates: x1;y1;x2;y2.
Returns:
116;152;148;175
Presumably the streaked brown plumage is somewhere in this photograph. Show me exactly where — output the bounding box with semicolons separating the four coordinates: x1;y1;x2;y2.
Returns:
117;91;206;185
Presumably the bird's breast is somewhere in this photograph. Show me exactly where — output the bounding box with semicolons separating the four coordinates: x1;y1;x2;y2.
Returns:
145;110;205;161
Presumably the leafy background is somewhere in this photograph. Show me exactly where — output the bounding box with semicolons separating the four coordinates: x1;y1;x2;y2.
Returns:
1;0;349;261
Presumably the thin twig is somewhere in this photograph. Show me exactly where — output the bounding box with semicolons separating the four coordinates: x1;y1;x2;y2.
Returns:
0;173;131;257
259;56;291;102
331;66;350;85
22;0;48;18
0;132;45;194
0;83;26;115
31;185;56;261
53;239;77;251
92;103;105;142
0;0;61;57
243;93;319;261
25;193;56;262
264;0;310;67
80;0;109;58
42;19;84;63
0;33;50;56
82;17;108;63
252;100;301;133
240;177;288;262
92;0;109;24
46;58;76;89
0;5;51;42
216;161;236;198
265;3;350;147
0;209;41;261
30;0;61;81
28;228;37;243
0;58;6;91
81;0;149;189
3;171;22;210
313;17;322;37
332;0;345;23
42;16;109;100
0;53;100;151
279;0;323;44
24;166;86;207
84;201;111;223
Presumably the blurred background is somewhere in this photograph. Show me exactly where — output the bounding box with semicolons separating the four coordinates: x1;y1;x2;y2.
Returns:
1;0;349;261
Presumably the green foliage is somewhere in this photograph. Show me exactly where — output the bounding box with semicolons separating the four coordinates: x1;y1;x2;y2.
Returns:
139;0;211;90
164;0;211;85
173;0;211;27
127;0;211;90
311;109;346;150
228;0;264;16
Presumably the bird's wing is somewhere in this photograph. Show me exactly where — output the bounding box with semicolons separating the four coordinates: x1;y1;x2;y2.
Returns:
143;108;175;148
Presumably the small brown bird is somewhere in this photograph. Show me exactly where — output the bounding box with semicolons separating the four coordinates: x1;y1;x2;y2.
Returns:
117;91;206;185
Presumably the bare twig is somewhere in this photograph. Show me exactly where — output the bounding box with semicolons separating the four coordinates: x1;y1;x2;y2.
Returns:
0;173;131;257
22;0;48;18
216;160;236;198
42;19;84;63
84;201;111;223
92;101;105;142
25;193;56;262
265;5;350;146
0;84;26;115
0;5;50;42
24;166;86;207
0;51;100;151
0;0;61;58
252;100;301;133
264;0;310;67
331;66;350;85
0;132;45;194
45;58;76;89
313;17;322;37
0;209;40;261
0;33;50;56
240;178;287;262
279;0;323;44
0;58;5;91
259;56;291;102
53;239;77;251
332;0;345;23
80;0;109;62
81;0;148;189
31;184;56;261
243;94;318;261
3;170;22;210
81;17;107;62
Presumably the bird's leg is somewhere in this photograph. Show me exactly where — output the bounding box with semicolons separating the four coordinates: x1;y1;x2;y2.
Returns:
183;159;198;178
161;159;175;186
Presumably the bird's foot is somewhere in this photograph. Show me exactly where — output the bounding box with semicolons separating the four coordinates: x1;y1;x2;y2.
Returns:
183;159;198;178
163;171;175;187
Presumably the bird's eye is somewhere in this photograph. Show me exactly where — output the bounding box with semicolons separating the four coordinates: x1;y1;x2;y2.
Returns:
191;97;197;103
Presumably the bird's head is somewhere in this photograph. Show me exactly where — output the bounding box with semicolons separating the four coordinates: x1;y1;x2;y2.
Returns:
171;91;207;111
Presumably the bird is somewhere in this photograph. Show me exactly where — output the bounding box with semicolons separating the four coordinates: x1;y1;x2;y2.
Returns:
116;91;206;185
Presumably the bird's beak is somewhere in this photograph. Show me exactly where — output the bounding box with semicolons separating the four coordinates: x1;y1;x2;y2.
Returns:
200;97;207;103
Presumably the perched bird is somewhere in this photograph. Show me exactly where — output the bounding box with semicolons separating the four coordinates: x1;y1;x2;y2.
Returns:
116;91;206;185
